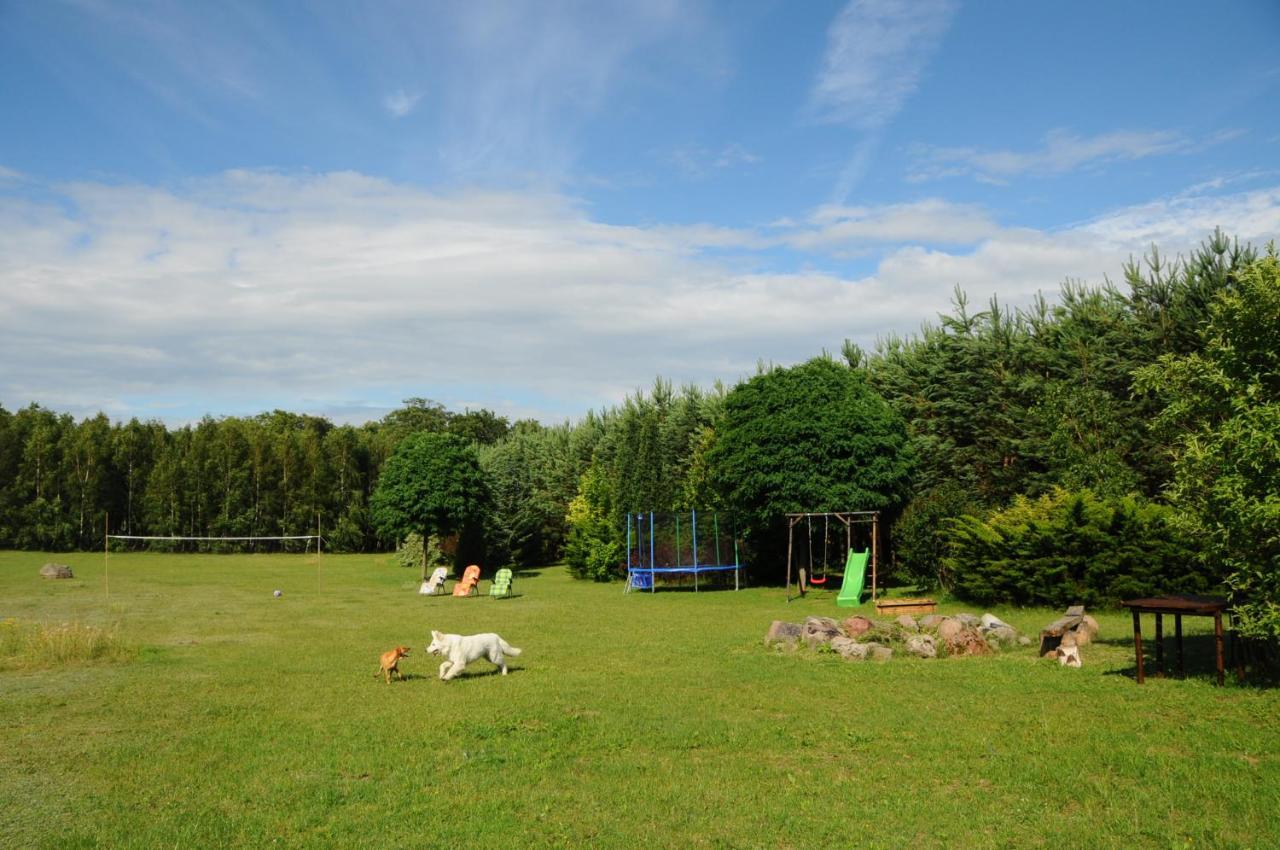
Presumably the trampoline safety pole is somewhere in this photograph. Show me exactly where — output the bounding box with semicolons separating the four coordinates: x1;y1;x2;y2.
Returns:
649;511;655;594
692;509;698;593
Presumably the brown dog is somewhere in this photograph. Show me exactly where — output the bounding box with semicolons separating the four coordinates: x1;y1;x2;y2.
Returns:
375;646;410;684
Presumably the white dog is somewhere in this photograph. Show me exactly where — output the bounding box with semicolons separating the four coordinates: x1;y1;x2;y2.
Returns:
426;630;522;681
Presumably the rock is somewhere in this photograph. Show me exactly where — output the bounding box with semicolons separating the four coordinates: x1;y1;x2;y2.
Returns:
895;614;919;631
765;620;803;646
841;616;875;638
1082;615;1100;638
830;637;870;661
980;613;1012;631
39;563;73;579
985;626;1020;650
867;643;894;662
1017;635;1032;646
904;634;937;659
945;627;993;657
936;618;964;642
802;616;842;645
954;613;981;627
1058;644;1082;668
919;614;947;631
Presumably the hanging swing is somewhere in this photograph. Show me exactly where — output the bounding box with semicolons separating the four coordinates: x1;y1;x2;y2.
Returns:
808;514;829;587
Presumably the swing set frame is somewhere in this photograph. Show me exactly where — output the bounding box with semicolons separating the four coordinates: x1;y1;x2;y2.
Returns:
784;511;880;601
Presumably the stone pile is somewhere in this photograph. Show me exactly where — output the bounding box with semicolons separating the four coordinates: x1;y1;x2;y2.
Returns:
765;611;1033;662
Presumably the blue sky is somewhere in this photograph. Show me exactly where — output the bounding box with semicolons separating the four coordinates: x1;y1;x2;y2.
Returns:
2;0;1279;423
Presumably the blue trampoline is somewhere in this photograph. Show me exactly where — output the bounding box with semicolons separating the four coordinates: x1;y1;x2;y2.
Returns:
624;510;742;593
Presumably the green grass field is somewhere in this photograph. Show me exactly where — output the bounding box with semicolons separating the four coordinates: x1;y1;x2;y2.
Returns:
2;551;1278;849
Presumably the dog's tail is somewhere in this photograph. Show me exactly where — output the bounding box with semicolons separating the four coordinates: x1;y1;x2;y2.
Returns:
500;639;522;657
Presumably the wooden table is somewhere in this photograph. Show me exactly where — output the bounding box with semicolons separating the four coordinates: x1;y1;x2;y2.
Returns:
1120;595;1239;685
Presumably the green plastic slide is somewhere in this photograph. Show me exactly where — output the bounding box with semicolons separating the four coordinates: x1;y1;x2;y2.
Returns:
835;549;870;608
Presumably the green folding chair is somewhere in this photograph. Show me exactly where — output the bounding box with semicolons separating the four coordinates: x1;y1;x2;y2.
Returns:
489;568;513;598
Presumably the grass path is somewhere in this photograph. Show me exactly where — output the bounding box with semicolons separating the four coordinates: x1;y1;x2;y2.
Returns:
2;551;1278;849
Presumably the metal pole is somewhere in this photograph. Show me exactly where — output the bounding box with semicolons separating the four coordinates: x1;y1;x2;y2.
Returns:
625;513;632;593
649;511;655;594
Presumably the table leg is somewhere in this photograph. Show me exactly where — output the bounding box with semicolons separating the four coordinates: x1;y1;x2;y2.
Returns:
1214;612;1225;687
1155;613;1164;678
1175;615;1184;678
1231;613;1244;683
1132;609;1145;684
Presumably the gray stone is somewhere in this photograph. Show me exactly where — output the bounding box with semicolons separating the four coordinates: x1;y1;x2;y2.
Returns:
984;625;1020;649
1082;615;1100;639
954;613;981;627
919;614;947;631
765;620;803;646
980;613;1012;631
904;634;937;659
39;563;73;579
802;616;842;645
894;614;918;631
1017;635;1032;646
830;636;870;661
868;644;894;662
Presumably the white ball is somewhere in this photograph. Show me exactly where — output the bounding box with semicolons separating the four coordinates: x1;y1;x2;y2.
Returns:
273;590;282;598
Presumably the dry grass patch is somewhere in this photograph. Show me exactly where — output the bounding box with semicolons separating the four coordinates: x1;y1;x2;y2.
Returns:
0;617;134;669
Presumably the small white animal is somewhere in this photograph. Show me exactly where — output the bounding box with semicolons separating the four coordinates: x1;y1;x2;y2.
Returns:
426;630;522;681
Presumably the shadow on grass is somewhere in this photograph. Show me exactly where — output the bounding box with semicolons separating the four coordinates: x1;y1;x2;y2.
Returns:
1094;632;1277;688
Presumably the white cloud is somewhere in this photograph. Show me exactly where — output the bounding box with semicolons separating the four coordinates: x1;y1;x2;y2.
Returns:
810;0;958;129
382;89;422;118
909;128;1245;183
1;171;1277;423
785;199;999;251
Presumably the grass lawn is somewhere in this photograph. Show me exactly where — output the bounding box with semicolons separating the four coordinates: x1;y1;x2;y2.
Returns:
2;551;1278;849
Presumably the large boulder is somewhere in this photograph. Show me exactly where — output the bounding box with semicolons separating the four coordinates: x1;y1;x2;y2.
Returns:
803;616;842;646
1074;615;1100;646
954;613;981;627
895;614;919;631
919;614;947;631
904;634;937;659
39;563;73;579
765;621;803;646
830;637;871;661
841;616;875;638
936;618;964;642
945;627;993;657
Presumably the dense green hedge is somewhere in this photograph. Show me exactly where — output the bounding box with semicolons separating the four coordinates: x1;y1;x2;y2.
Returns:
943;488;1220;607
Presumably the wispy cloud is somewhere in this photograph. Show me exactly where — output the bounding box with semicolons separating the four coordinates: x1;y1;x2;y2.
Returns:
382;89;422;118
909;128;1246;183
784;199;1000;253
2;170;1277;423
666;143;761;177
810;0;958;130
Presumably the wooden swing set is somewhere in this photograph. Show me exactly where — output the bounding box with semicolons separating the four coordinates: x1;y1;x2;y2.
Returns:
784;510;879;600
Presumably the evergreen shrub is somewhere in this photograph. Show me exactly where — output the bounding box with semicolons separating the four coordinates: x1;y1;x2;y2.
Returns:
943;488;1218;607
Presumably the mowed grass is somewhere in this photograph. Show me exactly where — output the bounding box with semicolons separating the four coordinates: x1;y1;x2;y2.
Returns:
1;552;1278;849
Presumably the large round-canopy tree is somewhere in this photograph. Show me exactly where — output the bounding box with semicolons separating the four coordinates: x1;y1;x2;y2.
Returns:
707;357;913;580
370;432;489;577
